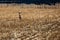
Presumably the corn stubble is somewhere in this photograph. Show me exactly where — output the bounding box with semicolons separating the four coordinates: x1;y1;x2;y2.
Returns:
0;4;60;40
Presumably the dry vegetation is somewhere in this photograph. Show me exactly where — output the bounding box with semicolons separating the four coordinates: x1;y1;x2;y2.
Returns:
0;3;60;40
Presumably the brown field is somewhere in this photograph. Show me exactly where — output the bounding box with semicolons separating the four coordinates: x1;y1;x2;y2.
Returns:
0;4;60;40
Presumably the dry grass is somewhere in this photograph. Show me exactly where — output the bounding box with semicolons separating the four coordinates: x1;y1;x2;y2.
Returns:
0;4;60;40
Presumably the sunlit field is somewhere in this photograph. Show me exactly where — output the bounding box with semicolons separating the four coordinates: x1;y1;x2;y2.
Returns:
0;4;60;40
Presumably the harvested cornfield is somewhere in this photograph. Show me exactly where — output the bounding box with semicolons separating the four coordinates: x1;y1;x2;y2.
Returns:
0;4;60;40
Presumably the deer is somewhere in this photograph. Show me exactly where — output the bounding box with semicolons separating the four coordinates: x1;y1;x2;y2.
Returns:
18;12;22;20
